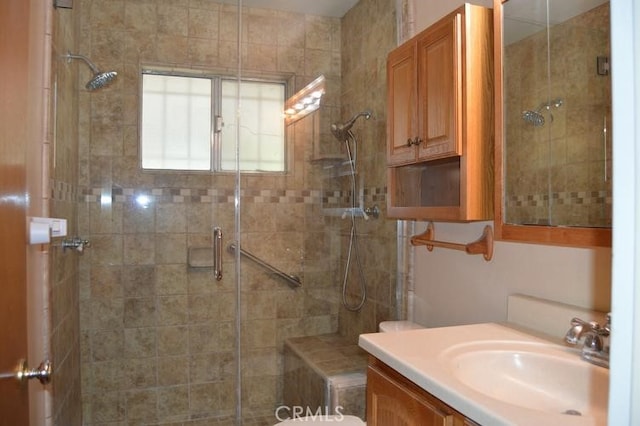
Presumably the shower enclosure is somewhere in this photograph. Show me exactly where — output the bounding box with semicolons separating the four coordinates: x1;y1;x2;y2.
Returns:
60;0;399;424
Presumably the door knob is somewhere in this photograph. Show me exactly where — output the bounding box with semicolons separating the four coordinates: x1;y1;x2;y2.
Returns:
3;359;53;385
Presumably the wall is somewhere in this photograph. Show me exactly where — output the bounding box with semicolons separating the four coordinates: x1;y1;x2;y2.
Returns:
413;0;492;32
409;0;612;328
76;0;396;424
50;4;83;426
412;222;611;327
337;0;399;341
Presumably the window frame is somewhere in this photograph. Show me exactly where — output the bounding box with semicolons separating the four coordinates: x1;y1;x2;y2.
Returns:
139;66;292;175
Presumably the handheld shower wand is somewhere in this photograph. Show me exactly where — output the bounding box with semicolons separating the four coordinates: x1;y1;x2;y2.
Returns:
330;111;372;142
329;110;373;312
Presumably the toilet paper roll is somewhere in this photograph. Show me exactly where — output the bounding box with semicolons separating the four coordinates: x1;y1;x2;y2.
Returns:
29;221;51;244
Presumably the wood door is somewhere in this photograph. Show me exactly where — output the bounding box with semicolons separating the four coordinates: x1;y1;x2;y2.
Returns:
0;0;33;424
387;41;418;166
417;11;462;161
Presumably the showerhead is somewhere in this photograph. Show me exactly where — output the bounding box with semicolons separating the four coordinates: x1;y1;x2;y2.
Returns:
86;70;118;91
63;52;117;91
330;111;372;141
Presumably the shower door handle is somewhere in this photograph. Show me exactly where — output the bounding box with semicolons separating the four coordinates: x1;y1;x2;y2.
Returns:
213;227;223;281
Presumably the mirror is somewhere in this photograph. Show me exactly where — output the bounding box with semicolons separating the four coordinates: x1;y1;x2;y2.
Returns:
494;0;612;246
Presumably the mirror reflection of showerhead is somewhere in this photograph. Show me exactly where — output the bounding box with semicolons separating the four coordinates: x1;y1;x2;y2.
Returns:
521;98;563;127
521;110;545;127
62;52;118;91
330;111;372;141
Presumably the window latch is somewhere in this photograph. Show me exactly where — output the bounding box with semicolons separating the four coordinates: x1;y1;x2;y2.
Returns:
215;115;224;134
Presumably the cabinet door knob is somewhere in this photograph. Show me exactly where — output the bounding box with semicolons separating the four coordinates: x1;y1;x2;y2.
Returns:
407;137;422;147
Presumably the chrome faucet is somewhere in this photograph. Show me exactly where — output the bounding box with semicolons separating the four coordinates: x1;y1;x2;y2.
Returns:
565;313;610;368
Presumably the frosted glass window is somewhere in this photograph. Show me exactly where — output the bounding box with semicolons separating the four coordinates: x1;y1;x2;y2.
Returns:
141;72;286;173
141;74;212;170
220;80;286;172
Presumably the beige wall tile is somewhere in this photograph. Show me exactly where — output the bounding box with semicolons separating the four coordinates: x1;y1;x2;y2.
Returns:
157;295;188;325
124;297;157;327
158;385;190;418
124;234;156;264
157;356;189;386
124;327;157;357
124;2;157;33
125;389;158;421
159;5;189;36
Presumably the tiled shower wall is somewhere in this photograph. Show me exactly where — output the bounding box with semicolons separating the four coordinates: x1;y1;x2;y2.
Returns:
51;4;83;426
337;0;398;342
504;3;612;227
76;0;396;424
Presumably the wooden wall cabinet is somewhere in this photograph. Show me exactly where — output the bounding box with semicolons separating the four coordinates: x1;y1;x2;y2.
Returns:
367;357;478;426
386;4;494;221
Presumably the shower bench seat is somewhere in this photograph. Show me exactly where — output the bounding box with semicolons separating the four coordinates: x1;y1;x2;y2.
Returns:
283;333;368;420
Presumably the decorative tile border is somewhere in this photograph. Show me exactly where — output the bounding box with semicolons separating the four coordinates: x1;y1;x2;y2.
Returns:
81;186;387;205
506;190;612;207
50;179;79;203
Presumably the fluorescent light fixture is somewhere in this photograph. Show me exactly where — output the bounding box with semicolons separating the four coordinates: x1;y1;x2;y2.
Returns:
284;75;325;124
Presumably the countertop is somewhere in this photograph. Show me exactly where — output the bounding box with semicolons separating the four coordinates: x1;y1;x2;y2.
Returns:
358;322;608;426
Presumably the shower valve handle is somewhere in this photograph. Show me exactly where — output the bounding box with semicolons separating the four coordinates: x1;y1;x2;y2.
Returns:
407;137;422;147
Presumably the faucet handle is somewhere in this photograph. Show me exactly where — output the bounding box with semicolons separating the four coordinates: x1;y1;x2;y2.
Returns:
566;317;588;344
570;317;588;327
583;333;604;352
566;317;606;344
570;317;606;332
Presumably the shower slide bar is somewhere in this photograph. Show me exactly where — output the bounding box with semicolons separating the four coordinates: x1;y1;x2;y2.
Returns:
228;243;302;289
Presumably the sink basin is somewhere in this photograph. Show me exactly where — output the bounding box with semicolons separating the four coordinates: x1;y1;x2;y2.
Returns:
441;341;609;418
360;323;609;425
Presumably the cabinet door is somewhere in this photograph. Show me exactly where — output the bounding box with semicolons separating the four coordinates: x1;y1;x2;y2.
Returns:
387;42;418;165
367;365;454;426
417;12;462;160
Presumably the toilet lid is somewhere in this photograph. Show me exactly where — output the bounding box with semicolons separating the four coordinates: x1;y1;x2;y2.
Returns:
274;415;365;425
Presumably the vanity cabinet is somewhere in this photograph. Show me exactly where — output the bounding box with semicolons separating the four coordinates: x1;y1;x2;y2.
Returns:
367;357;477;426
386;4;494;221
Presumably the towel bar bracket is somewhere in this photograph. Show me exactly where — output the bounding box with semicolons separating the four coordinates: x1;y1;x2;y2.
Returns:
410;222;494;261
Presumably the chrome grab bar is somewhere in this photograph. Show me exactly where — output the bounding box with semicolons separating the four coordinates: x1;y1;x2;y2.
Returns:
213;227;223;281
228;243;302;289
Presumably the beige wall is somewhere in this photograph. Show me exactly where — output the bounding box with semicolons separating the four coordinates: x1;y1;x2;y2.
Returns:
410;1;612;328
412;222;611;327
